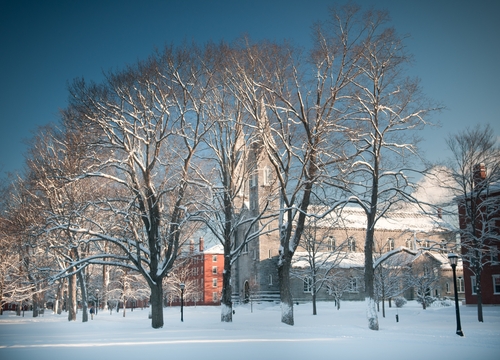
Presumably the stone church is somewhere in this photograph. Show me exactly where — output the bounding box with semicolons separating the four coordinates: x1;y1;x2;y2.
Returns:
229;141;460;304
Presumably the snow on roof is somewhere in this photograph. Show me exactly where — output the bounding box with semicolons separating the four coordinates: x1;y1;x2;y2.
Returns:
292;251;365;269
203;244;224;254
417;251;464;269
309;206;451;233
292;248;462;270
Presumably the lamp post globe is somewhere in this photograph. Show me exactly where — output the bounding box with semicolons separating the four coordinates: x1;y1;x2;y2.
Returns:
448;253;464;337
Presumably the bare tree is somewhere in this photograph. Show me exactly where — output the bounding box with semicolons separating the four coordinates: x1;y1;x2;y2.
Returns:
229;4;378;326
292;214;348;315
405;258;440;309
341;9;441;329
51;45;209;328
107;267;149;317
374;249;413;317
163;257;200;307
197;42;277;322
442;124;500;321
326;268;364;310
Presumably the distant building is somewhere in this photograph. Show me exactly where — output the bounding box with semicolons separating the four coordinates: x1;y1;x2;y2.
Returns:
229;140;460;303
458;164;500;305
169;238;224;306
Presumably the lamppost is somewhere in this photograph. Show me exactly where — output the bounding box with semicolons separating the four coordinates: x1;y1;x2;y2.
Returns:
448;253;464;337
180;283;185;322
95;289;99;316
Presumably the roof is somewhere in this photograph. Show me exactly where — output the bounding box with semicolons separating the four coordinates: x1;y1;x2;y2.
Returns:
292;249;462;270
308;206;452;233
292;251;365;269
203;244;224;254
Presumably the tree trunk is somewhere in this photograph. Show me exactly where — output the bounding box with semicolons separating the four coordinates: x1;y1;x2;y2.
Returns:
476;271;484;322
278;254;294;326
77;268;88;322
221;250;233;322
312;273;317;315
102;244;109;311
365;225;379;330
56;280;64;315
0;282;3;315
67;271;77;321
123;295;127;317
312;290;317;316
150;281;164;328
381;283;385;318
32;292;40;318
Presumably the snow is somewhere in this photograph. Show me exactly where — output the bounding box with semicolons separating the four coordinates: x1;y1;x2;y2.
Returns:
1;301;499;360
203;244;224;254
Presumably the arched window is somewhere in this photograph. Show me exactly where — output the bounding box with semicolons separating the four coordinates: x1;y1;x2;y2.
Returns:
263;166;272;186
327;236;336;251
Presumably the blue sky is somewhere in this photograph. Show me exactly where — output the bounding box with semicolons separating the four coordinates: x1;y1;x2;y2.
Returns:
1;0;499;178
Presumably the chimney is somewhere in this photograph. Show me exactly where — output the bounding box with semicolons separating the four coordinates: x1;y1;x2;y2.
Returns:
189;239;194;253
199;237;204;252
473;163;486;188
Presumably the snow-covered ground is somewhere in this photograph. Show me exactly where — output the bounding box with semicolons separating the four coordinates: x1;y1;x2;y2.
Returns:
1;301;499;360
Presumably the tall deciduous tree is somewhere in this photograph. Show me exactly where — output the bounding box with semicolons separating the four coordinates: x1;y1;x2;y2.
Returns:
292;213;348;315
344;8;440;329
53;46;209;329
230;4;377;325
199;42;276;322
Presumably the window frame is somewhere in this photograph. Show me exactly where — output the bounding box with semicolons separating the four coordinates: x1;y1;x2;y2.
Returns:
492;275;500;295
303;277;312;293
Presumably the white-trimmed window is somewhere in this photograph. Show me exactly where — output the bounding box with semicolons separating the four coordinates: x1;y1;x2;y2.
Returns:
468;276;477;295
212;278;217;287
212;292;219;302
213;255;217;262
493;275;500;294
348;278;358;293
347;237;356;252
327;236;336;251
388;238;395;251
263;166;272;186
405;238;415;250
212;266;217;274
303;277;312;293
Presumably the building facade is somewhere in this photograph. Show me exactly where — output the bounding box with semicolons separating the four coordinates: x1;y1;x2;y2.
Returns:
458;164;500;305
169;239;224;306
228;144;461;304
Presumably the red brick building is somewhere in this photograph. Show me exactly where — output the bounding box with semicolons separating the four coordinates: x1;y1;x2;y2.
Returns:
171;239;224;306
458;164;500;305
